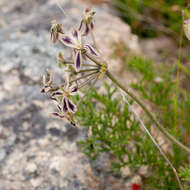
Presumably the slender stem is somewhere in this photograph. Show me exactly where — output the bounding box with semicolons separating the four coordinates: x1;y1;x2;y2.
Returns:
76;68;98;74
84;64;99;67
57;60;73;65
106;71;190;154
78;74;98;89
77;75;99;109
84;42;190;154
64;61;73;64
122;94;183;190
174;13;184;133
60;61;99;68
70;71;98;84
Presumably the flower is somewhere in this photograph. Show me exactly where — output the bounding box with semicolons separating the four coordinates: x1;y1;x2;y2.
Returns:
50;20;64;43
41;69;52;93
131;183;142;190
51;74;78;113
79;8;95;36
60;28;98;72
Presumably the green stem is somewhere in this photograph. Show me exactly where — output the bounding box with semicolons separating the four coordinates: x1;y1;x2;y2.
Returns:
174;14;184;133
106;71;190;154
76;68;98;74
84;64;99;67
123;94;183;190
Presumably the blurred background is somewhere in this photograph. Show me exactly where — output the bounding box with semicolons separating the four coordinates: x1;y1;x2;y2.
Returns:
0;0;190;189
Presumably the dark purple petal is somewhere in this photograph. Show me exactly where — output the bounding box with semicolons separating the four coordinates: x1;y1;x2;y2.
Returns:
57;105;62;111
41;88;45;93
71;86;78;93
63;98;68;112
83;23;89;36
52;112;64;119
41;86;50;93
62;36;73;45
90;22;94;30
50;97;57;101
52;112;60;117
85;45;98;56
67;99;76;112
52;92;63;96
72;29;78;40
70;121;76;127
75;50;82;72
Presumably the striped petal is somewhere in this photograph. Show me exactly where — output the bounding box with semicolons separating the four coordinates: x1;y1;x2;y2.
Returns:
72;29;78;40
52;112;60;117
75;50;82;72
71;28;82;45
70;85;78;96
61;35;76;48
57;105;62;111
90;22;94;30
83;23;89;36
52;92;63;96
63;97;68;112
52;112;65;119
84;45;98;56
71;86;78;93
67;99;76;113
50;97;57;101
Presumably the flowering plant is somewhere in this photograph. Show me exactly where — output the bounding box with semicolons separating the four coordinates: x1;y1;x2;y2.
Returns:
41;8;190;190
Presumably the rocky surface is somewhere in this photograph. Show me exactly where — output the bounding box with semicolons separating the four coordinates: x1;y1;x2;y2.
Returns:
0;0;142;189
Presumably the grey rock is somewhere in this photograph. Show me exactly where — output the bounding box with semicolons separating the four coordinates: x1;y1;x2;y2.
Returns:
0;0;141;189
0;148;6;161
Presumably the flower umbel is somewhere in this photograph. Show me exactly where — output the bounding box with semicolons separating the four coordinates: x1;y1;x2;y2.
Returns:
79;8;95;36
40;8;190;189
